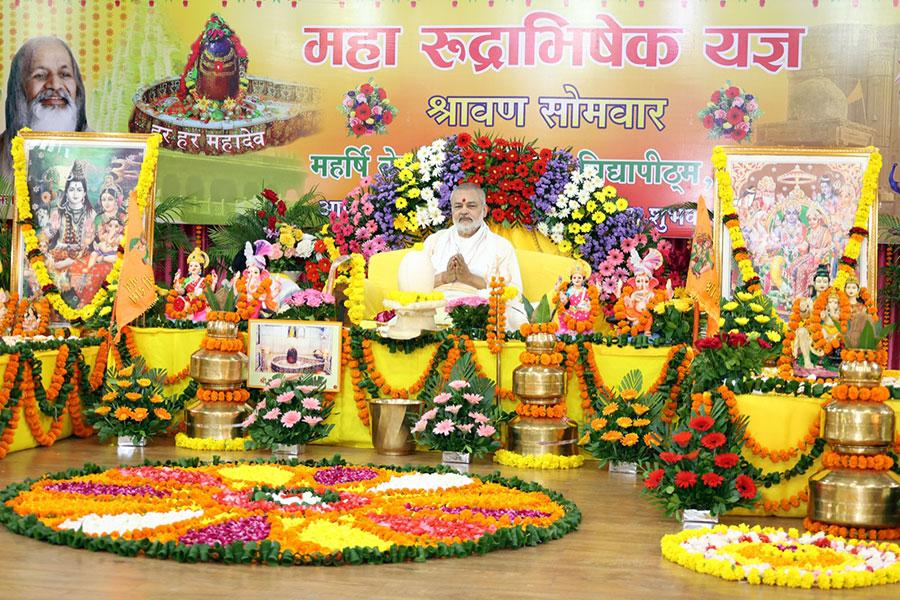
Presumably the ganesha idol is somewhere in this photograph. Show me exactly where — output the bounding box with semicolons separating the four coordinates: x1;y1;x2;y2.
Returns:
614;249;673;336
166;248;218;322
233;241;301;319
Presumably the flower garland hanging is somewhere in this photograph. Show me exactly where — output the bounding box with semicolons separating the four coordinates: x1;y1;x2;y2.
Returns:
344;253;366;325
11;130;161;324
711;146;882;299
807;289;850;357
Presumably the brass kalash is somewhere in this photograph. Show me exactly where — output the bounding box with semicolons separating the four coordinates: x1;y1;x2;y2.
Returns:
808;315;900;530
186;317;250;440
509;331;578;455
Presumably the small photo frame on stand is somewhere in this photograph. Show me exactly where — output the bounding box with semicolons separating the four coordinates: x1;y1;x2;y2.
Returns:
247;319;342;390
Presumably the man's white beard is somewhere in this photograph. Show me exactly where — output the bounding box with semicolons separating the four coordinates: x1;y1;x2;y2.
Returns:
454;217;483;237
29;90;78;132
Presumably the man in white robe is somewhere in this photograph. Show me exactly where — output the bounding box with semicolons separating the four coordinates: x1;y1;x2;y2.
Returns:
402;183;526;329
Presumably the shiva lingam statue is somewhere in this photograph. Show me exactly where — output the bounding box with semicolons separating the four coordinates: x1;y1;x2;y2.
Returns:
807;312;900;537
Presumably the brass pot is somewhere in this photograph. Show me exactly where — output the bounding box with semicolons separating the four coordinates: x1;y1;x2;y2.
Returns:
823;401;895;455
512;332;566;403
190;320;248;390
509;416;578;456
206;320;240;339
185;401;250;440
368;398;423;456
808;468;900;528
839;359;883;387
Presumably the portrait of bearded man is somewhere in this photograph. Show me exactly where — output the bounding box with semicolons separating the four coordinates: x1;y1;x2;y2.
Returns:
0;36;90;183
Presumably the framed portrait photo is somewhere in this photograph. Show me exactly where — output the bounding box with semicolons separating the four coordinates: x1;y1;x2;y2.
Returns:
712;146;878;321
247;319;342;391
10;131;157;326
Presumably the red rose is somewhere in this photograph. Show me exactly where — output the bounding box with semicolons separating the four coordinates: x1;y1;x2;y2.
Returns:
660;451;683;464
276;201;286;217
352;123;367;136
714;453;740;469
382;110;394;125
711;90;722;103
700;432;726;450
701;472;724;488
731;128;747;142
476;135;492;149
725;86;741;99
726;107;744;125
757;338;772;350
674;471;698;489
672;431;693;448
457;133;472;147
703;114;714;129
491;208;505;222
377;87;388;100
689;415;715;432
262;188;279;203
173;296;186;312
267;216;277;230
696;336;722;350
735;474;757;499
256;210;266;218
727;332;747;347
360;83;374;95
355;103;372;120
644;469;665;490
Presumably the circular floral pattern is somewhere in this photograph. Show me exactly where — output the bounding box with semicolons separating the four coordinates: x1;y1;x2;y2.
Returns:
0;459;579;566
662;525;900;589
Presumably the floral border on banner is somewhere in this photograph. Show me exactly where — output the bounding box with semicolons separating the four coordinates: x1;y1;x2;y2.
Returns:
10;131;162;324
711;146;881;300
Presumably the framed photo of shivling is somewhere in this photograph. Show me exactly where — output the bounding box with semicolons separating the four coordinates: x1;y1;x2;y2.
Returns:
712;146;878;323
247;319;342;391
10;131;158;327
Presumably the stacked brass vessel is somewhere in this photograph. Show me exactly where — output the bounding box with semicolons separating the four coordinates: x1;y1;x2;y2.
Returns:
186;318;250;440
808;358;900;530
509;332;577;455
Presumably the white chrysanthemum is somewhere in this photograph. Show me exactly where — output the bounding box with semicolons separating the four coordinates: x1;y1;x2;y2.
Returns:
371;472;473;492
420;187;434;202
536;222;550;236
59;509;203;536
562;182;579;196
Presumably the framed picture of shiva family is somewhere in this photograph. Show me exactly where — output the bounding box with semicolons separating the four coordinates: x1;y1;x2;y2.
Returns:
712;146;877;322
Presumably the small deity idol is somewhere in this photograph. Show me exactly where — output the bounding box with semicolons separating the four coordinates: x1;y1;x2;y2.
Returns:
811;264;831;298
167;247;218;321
821;289;844;350
843;276;868;318
20;304;40;336
235;241;280;319
557;264;595;334
792;297;821;368
617;248;671;334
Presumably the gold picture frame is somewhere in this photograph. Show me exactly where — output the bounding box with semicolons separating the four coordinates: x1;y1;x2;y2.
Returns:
11;130;157;326
247;319;343;391
712;146;878;320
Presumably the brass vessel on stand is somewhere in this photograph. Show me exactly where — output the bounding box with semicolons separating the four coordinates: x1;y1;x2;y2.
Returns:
509;332;577;456
186;319;250;440
808;358;900;529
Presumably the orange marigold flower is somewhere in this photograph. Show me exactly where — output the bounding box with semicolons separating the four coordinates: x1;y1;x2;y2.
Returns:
616;417;633;428
124;392;142;401
631;403;650;416
116;379;132;388
620;389;638;401
602;402;619;416
643;432;661;447
591;418;607;431
600;430;623;442
131;407;149;422
94;406;111;416
633;418;651;427
137;378;152;388
117;365;135;378
153;408;172;420
101;391;117;402
114;407;132;421
620;433;639;447
150;394;164;404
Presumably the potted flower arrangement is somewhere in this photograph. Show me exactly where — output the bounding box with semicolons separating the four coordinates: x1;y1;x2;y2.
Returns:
698;82;762;143
243;374;334;456
651;293;694;346
278;288;336;321
88;358;175;446
689;331;771;394
411;353;504;467
446;296;489;337
580;370;663;473
340;81;397;137
643;392;759;526
720;289;784;362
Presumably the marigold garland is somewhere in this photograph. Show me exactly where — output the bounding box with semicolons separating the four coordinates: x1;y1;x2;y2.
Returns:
207;311;241;324
807;289;850;356
174;433;251;451
839;347;888;366
514;401;567;419
236;276;274;321
518;340;566;367
493;449;585;470
486;277;507;354
200;336;246;353
196;387;251;404
519;322;558;336
803;518;900;541
758;489;809;514
831;383;890;402
821;451;893;471
0;292;19;334
647;345;692;423
165;274;215;321
11;130;161;324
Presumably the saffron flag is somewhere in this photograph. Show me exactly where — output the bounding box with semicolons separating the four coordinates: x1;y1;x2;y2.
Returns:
114;194;156;340
686;195;720;336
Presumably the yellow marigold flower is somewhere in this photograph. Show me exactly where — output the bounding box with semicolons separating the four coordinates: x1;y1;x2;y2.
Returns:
616;417;633;428
568;222;581;234
592;212;606;223
600;430;623;442
131;407;149;422
154;408;172;420
137;378;152;388
723;301;738;311
124;392;142;401
580;222;592;233
602;402;619;416
117;365;134;377
591;417;607;431
94;406;111;416
586;200;597;212
633;418;651;427
631;403;650;416
620;433;639;447
406;187;421;199
395;197;408;210
735;317;749;325
766;331;781;343
102;391;117;402
558;240;572;254
574;234;586;246
754;315;771;324
114;407;132;421
116;379;132;388
571;209;584;220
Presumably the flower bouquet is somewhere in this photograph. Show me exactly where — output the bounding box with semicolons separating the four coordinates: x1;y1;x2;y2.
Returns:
243;374;335;452
278;288;336;321
690;331;771;394
88;358;175;445
411;354;503;458
651;293;694;346
643;393;759;519
699;83;762;143
446;296;489;336
720;289;784;361
580;370;663;469
340;81;397;137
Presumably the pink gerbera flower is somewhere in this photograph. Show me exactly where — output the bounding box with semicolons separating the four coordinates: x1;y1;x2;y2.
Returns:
445;404;462;415
422;408;438;421
468;411;489;424
302;415;323;426
606;249;624;265
476;424;496;437
620;237;637;253
457;423;474;433
448;380;469;390
598;261;614;277
411;419;427;434
263;408;282;421
280;410;302;428
433;392;452;405
462;393;483;405
276;391;295;404
433;419;455;435
301;397;321;411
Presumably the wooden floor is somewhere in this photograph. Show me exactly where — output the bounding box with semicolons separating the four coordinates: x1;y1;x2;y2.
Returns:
0;440;895;600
